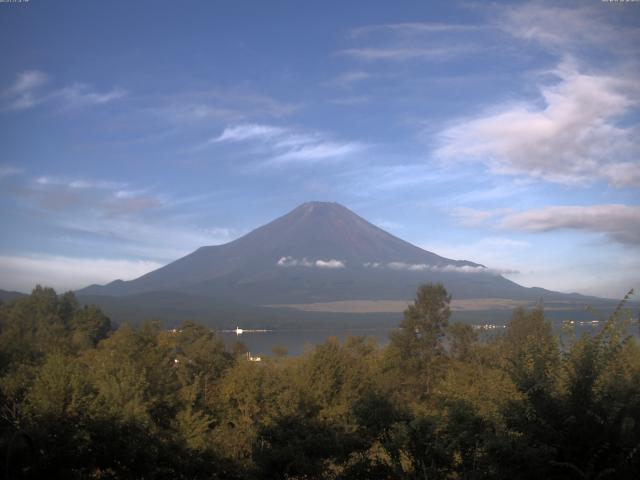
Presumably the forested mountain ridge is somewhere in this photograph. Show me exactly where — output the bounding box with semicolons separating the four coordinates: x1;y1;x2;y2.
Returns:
1;284;639;478
0;289;27;303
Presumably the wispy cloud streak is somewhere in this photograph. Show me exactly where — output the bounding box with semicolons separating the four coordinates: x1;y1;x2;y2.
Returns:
3;173;237;262
0;165;23;180
210;123;366;165
351;22;488;38
1;70;125;111
56;83;126;108
338;46;470;61
1;71;48;110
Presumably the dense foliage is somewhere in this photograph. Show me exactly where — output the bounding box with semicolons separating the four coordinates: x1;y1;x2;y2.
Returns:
1;284;639;479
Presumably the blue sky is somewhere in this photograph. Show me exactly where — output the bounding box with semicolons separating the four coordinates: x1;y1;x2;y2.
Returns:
0;0;638;298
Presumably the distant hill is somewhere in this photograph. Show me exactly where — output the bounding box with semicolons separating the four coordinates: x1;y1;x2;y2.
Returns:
0;289;27;304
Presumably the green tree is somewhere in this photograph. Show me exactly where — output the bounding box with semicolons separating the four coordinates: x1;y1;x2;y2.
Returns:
164;321;232;414
494;296;640;479
253;413;347;480
386;283;451;400
70;304;111;348
213;360;298;462
345;390;409;478
26;353;92;419
500;306;559;399
298;336;377;423
447;322;477;361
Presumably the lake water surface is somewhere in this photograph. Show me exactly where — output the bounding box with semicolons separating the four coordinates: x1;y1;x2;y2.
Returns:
220;327;395;356
219;319;639;357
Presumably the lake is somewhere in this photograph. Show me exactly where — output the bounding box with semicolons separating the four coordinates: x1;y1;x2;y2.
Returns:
218;317;640;357
220;327;395;356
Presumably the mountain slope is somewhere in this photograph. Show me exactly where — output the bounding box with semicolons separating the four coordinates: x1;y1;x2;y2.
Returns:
0;289;28;303
77;201;587;304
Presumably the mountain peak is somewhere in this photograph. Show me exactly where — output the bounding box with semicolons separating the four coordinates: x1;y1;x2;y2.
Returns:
293;201;347;215
297;201;341;208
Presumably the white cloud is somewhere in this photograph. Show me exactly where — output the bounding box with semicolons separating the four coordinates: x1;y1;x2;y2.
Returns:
56;83;126;108
329;96;370;106
499;3;638;58
212;124;287;143
164;103;239;122
600;162;640;189
363;262;382;268
377;261;511;275
387;261;430;271
277;256;345;269
26;175;161;216
315;259;345;269
1;70;48;110
501;204;640;246
351;22;487;38
326;71;373;88
6;174;237;263
347;164;463;194
436;63;640;187
277;256;312;267
2;71;126;111
271;142;364;164
0;165;22;180
419;237;530;280
340;21;483;63
435;264;518;275
158;90;299;127
338;47;469;61
211;123;365;165
36;176;127;190
0;254;162;293
8;71;48;93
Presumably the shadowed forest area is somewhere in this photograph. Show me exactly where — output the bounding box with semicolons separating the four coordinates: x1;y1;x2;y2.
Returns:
1;284;639;479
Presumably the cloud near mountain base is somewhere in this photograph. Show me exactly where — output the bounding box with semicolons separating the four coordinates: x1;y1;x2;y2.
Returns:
277;256;345;269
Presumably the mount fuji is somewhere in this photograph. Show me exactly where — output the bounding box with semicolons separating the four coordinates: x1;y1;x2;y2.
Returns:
77;202;593;324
